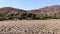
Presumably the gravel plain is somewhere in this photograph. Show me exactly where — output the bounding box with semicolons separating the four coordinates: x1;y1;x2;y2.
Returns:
0;19;60;34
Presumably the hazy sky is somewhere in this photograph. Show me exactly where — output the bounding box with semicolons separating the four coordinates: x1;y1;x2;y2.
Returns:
0;0;60;10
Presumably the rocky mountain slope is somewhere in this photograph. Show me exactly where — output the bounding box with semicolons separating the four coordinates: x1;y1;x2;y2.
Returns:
0;5;60;20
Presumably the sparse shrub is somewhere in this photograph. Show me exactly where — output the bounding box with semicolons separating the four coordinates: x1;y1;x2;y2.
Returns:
0;17;5;21
20;13;27;19
27;13;36;19
8;16;14;20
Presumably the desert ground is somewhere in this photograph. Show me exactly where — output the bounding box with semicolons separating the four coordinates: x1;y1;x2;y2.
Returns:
0;19;60;34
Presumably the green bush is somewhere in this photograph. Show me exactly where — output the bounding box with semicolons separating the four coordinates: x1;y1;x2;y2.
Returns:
0;17;5;21
8;16;14;20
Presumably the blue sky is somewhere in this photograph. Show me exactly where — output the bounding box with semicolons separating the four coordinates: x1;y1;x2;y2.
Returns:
0;0;60;10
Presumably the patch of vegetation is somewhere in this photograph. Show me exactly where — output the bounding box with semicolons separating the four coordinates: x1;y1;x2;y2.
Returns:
0;17;5;21
0;13;60;21
8;16;14;20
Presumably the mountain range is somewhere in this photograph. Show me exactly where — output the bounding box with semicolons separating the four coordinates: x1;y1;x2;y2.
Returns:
0;5;60;20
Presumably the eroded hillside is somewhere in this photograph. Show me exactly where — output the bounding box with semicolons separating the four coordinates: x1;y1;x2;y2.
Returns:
0;5;60;20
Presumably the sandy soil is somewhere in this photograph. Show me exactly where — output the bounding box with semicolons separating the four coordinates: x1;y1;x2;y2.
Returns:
0;19;60;34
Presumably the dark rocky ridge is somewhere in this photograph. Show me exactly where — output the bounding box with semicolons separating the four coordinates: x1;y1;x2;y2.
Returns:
0;5;60;20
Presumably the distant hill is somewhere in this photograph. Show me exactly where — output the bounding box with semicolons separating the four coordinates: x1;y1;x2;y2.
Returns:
0;5;60;20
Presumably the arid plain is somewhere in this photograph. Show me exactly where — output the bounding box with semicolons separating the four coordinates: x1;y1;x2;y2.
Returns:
0;19;60;34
